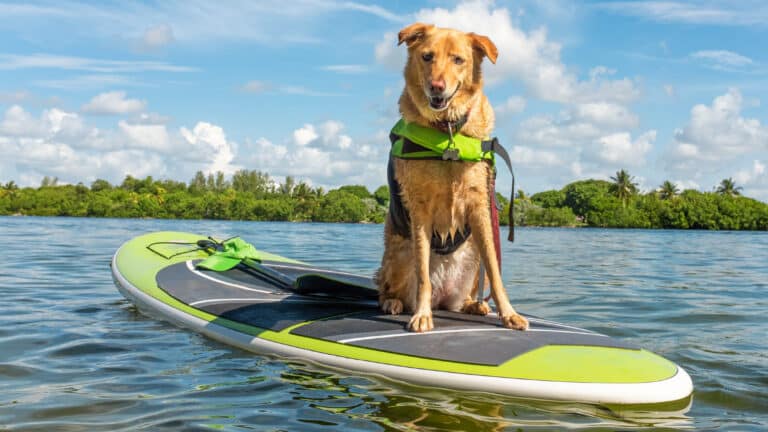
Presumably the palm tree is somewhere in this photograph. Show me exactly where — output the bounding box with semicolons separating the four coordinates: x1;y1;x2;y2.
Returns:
658;180;679;200
609;169;638;208
716;178;743;196
280;175;296;196
515;189;529;201
293;181;313;200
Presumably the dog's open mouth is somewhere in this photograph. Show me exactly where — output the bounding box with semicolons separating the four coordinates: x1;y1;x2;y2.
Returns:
426;84;460;111
429;96;449;110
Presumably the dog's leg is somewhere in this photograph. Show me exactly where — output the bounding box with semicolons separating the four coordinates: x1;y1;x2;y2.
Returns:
469;207;528;330
461;266;491;315
376;217;410;315
407;219;434;332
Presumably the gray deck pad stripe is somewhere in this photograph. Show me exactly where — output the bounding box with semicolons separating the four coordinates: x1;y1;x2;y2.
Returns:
156;261;378;331
290;309;637;366
337;328;606;344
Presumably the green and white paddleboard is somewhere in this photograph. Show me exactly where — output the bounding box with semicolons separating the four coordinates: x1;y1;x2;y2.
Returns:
111;231;693;407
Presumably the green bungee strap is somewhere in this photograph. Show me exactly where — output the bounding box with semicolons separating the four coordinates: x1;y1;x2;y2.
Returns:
196;237;261;271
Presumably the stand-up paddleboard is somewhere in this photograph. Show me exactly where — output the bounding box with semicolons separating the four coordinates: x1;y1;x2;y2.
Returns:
111;231;693;407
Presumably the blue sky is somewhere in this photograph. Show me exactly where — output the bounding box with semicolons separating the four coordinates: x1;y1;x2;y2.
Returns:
1;0;767;201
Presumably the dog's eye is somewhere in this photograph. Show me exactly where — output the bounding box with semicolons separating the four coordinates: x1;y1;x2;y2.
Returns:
453;56;465;65
422;52;433;62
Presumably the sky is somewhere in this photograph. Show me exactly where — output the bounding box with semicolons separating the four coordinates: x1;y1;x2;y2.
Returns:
1;0;767;201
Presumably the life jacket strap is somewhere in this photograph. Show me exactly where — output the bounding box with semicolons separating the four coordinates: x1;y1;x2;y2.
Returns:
482;138;515;242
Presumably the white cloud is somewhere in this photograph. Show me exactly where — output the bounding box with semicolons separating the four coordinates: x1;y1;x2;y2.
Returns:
249;137;289;171
0;105;46;137
514;98;651;183
46;108;84;135
0;91;29;104
573;102;639;129
180;122;238;175
673;179;701;191
0;0;402;47
119;121;172;152
241;80;343;97
495;96;527;115
319;120;343;141
690;50;754;70
278;85;343;97
0;105;169;184
593;1;768;27
318;120;353;149
734;160;765;185
242;80;271;93
670;88;768;162
0;104;241;186
663;84;675;97
82;91;147;115
33;74;142;90
374;31;406;71
292;124;318;146
320;64;369;74
0;53;195;73
0;105;84;138
238;120;387;189
733;160;768;202
142;24;175;49
517;114;598;148
376;1;640;104
595;130;655;166
510;145;562;166
291;120;354;150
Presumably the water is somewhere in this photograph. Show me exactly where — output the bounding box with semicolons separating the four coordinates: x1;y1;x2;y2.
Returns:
0;216;766;431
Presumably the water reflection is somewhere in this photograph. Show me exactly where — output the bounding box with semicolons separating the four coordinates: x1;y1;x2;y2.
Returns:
273;360;693;431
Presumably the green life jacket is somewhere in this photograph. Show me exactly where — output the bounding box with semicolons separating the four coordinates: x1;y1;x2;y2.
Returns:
388;118;516;243
389;118;496;164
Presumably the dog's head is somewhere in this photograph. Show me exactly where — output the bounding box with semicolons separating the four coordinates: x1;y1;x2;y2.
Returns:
398;23;497;115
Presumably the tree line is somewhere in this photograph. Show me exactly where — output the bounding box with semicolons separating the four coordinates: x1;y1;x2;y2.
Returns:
0;170;389;223
1;169;766;230
518;170;768;230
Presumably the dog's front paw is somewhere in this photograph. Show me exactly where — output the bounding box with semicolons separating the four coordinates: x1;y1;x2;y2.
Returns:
408;311;434;332
381;298;403;315
461;300;491;316
500;313;529;330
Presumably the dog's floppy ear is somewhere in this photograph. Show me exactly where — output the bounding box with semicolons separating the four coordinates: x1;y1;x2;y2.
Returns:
398;23;433;47
469;33;498;64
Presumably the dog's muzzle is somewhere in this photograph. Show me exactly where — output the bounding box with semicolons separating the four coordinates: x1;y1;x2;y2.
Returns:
426;84;460;111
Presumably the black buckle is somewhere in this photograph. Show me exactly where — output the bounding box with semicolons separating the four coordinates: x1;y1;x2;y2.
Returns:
481;137;497;153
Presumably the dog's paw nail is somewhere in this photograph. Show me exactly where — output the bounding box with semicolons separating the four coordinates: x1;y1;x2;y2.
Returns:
408;314;434;332
502;314;529;331
462;301;490;316
381;299;403;315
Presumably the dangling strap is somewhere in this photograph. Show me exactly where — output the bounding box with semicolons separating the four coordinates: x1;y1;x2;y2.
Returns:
482;138;515;242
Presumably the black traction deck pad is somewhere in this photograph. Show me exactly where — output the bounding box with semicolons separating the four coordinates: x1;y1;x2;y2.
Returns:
156;260;636;365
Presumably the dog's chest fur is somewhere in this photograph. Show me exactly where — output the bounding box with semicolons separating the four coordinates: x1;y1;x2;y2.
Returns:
394;158;490;239
394;158;491;309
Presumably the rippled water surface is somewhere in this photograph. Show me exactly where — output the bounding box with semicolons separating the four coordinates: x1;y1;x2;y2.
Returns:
1;217;766;431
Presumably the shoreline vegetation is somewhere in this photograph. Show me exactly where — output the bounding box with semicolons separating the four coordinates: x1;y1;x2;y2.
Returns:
1;169;767;230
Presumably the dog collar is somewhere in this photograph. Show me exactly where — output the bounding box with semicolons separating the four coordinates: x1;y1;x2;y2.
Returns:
430;110;470;135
